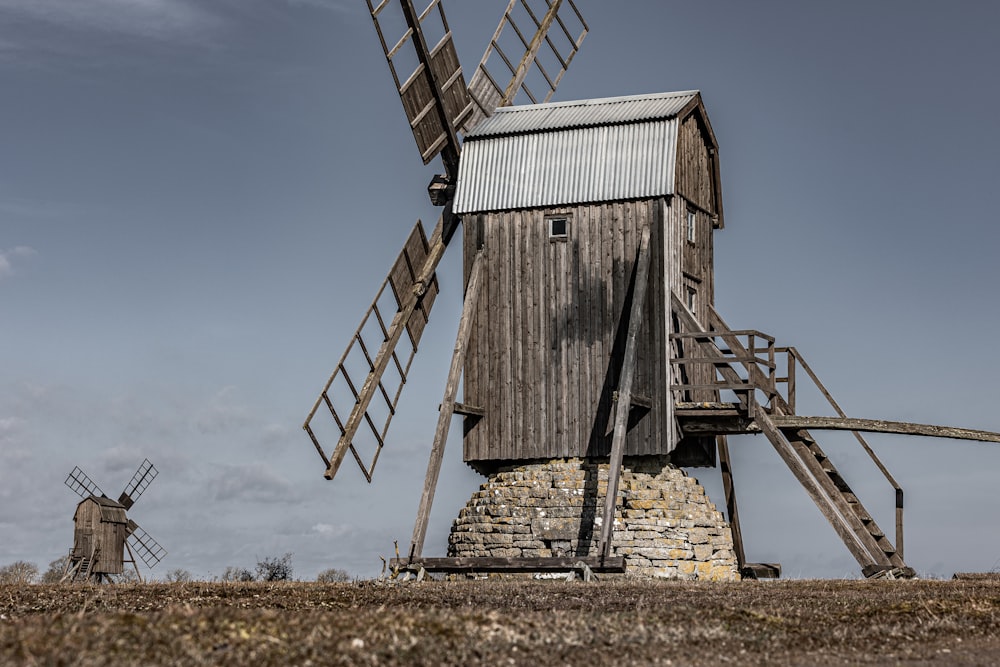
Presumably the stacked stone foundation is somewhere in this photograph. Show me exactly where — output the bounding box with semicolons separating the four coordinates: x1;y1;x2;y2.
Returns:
449;457;739;581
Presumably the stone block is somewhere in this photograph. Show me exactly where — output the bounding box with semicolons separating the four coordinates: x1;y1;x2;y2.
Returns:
531;517;583;541
693;544;714;561
688;528;710;544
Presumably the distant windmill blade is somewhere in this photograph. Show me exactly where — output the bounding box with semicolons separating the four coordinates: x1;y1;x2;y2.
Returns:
117;458;157;510
464;0;589;132
126;520;167;568
65;467;106;500
304;219;443;482
366;0;472;173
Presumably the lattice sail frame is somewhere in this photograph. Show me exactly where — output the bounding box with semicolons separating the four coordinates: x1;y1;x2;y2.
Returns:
304;221;439;482
126;520;168;568
65;466;106;499
367;0;473;165
119;458;157;509
464;0;588;131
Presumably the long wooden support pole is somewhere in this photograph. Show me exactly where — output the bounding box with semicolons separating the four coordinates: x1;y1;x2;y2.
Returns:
408;250;484;559
716;436;746;569
769;416;1000;444
599;224;651;559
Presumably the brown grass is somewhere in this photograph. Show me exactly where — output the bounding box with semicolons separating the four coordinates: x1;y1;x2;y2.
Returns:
2;579;999;665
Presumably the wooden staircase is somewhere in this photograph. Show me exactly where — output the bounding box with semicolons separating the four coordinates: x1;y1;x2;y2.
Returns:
670;295;914;579
62;545;100;583
756;410;908;577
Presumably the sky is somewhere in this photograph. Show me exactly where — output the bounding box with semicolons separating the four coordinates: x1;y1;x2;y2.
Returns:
2;0;1000;581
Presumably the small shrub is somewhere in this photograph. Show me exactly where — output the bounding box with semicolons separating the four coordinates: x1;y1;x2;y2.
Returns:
40;556;70;583
221;566;255;582
116;569;139;584
317;568;350;583
164;568;193;583
0;560;39;585
255;553;293;582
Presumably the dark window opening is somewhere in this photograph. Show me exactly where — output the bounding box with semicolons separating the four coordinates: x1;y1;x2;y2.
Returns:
548;216;569;240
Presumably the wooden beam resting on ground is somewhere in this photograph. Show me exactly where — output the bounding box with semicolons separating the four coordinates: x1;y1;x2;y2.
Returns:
408;251;485;559
600;224;652;559
390;556;626;574
741;563;781;579
770;416;1000;444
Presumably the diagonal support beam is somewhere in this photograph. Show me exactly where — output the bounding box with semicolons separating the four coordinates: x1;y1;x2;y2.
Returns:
408;250;485;559
599;224;651;559
769;416;1000;444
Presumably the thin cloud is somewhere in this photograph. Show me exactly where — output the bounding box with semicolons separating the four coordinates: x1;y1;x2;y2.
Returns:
0;246;36;280
285;0;354;13
211;463;298;504
0;0;221;42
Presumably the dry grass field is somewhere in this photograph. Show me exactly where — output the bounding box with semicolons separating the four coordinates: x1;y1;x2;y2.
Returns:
2;579;999;665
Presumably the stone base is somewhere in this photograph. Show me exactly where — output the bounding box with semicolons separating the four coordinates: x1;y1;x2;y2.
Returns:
448;457;739;581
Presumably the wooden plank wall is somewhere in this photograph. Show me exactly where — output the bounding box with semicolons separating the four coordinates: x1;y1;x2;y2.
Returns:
676;113;718;216
461;199;676;470
73;501;126;574
676;111;718;402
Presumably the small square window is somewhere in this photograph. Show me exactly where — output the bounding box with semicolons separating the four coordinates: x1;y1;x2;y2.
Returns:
548;216;569;240
686;210;696;243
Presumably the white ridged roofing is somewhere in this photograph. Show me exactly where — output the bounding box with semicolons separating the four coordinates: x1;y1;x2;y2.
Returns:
464;90;699;138
454;91;698;214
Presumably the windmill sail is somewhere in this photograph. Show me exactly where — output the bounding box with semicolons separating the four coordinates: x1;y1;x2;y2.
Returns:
464;0;589;132
126;519;167;568
118;458;157;509
305;1;591;483
304;220;441;482
367;0;472;173
65;467;106;500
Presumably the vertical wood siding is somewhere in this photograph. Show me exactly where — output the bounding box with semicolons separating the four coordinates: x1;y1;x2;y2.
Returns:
73;499;126;575
676;113;718;215
462;199;678;470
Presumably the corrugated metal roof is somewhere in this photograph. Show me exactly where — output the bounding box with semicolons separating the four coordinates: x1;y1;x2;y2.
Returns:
454;120;677;213
454;91;702;213
465;90;699;138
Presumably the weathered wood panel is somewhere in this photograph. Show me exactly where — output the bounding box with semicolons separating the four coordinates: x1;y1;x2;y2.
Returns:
676;113;717;215
462;199;677;469
72;499;126;575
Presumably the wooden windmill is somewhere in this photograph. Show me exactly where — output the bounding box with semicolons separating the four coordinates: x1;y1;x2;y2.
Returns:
304;2;1000;580
62;459;167;583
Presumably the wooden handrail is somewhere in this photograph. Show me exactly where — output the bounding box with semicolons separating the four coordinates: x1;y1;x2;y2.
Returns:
772;344;904;560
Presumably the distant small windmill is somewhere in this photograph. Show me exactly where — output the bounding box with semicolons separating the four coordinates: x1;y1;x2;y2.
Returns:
62;459;167;583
